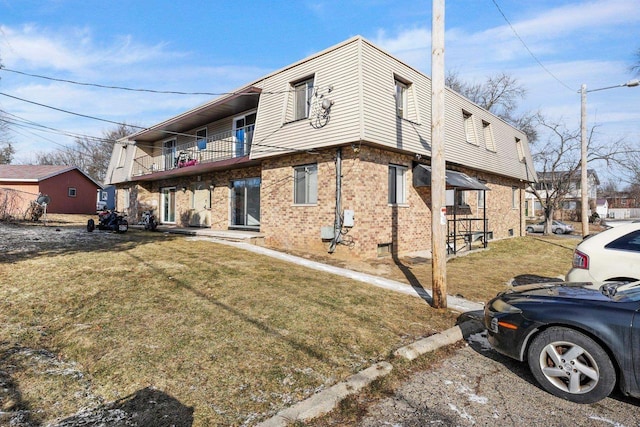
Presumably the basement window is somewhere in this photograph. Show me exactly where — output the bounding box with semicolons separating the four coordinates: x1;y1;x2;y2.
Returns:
377;243;393;257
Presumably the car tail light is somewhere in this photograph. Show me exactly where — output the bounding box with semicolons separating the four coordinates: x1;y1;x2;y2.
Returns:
572;249;589;269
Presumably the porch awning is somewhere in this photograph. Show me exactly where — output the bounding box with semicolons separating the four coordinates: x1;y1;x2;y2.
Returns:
413;164;490;191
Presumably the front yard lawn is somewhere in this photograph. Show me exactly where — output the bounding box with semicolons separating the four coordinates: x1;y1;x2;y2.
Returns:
0;221;460;426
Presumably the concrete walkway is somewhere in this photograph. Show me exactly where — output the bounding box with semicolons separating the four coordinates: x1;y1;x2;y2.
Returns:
186;234;484;313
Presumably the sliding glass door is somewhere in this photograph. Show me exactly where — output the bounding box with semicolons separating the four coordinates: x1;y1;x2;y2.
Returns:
230;177;260;229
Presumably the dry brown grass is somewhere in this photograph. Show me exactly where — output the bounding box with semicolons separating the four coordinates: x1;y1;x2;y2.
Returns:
1;217;461;426
284;235;578;304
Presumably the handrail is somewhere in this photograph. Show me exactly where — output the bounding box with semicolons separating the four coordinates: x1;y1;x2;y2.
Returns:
132;124;254;176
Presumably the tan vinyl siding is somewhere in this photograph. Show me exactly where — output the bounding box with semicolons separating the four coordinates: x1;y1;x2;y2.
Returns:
251;39;363;158
106;141;136;184
442;88;533;181
360;41;430;152
107;36;536;186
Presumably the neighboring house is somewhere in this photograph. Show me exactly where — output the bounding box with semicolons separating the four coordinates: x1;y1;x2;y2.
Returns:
526;169;599;220
603;191;639;209
0;165;102;216
601;191;640;219
105;36;535;259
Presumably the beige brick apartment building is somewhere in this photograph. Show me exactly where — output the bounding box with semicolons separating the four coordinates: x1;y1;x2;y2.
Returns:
105;36;536;259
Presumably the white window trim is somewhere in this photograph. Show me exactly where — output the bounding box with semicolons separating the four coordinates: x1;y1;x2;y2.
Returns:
293;77;314;121
395;80;408;119
293;164;318;205
388;164;408;205
232;110;257;157
163;138;177;170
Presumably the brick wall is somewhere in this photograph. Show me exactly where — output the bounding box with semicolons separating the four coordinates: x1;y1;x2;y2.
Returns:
261;145;525;259
117;145;525;259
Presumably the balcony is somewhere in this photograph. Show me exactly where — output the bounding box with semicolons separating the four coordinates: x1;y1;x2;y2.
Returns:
132;125;255;177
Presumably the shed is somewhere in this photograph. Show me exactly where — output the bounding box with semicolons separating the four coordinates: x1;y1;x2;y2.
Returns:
0;165;102;216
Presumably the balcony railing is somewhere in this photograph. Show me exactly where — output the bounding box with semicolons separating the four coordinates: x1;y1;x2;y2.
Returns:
132;125;255;176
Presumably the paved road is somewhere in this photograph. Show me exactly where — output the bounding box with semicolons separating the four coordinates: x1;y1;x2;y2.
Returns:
360;330;640;427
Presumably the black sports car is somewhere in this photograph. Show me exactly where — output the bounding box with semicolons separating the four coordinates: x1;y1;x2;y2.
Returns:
484;281;640;404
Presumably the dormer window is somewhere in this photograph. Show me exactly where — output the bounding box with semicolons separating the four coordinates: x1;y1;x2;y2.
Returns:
482;120;496;151
515;137;525;162
463;110;477;145
117;145;127;168
395;80;408;118
293;77;314;120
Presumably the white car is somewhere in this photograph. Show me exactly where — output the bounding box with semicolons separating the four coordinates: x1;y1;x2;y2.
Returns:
526;220;574;234
566;222;640;286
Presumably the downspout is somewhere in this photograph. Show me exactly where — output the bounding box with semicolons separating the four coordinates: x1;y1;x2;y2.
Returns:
519;185;523;236
483;189;488;247
329;147;342;253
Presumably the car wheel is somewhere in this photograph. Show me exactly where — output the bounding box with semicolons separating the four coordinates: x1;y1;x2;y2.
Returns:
526;226;534;233
527;327;616;404
554;227;563;234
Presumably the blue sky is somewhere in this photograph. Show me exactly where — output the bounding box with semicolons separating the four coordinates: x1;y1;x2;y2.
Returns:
1;0;639;183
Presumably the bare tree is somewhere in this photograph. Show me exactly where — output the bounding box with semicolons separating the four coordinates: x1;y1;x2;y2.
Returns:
599;180;618;196
34;123;137;183
446;71;538;143
0;112;15;164
528;115;636;233
527;116;581;232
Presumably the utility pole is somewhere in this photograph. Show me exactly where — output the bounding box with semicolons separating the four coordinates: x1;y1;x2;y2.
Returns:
579;79;639;238
580;84;588;238
431;0;447;309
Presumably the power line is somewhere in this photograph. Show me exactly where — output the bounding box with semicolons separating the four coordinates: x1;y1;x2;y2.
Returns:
0;90;323;159
1;109;114;143
0;66;238;96
0;91;147;130
0;66;305;96
490;0;576;93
